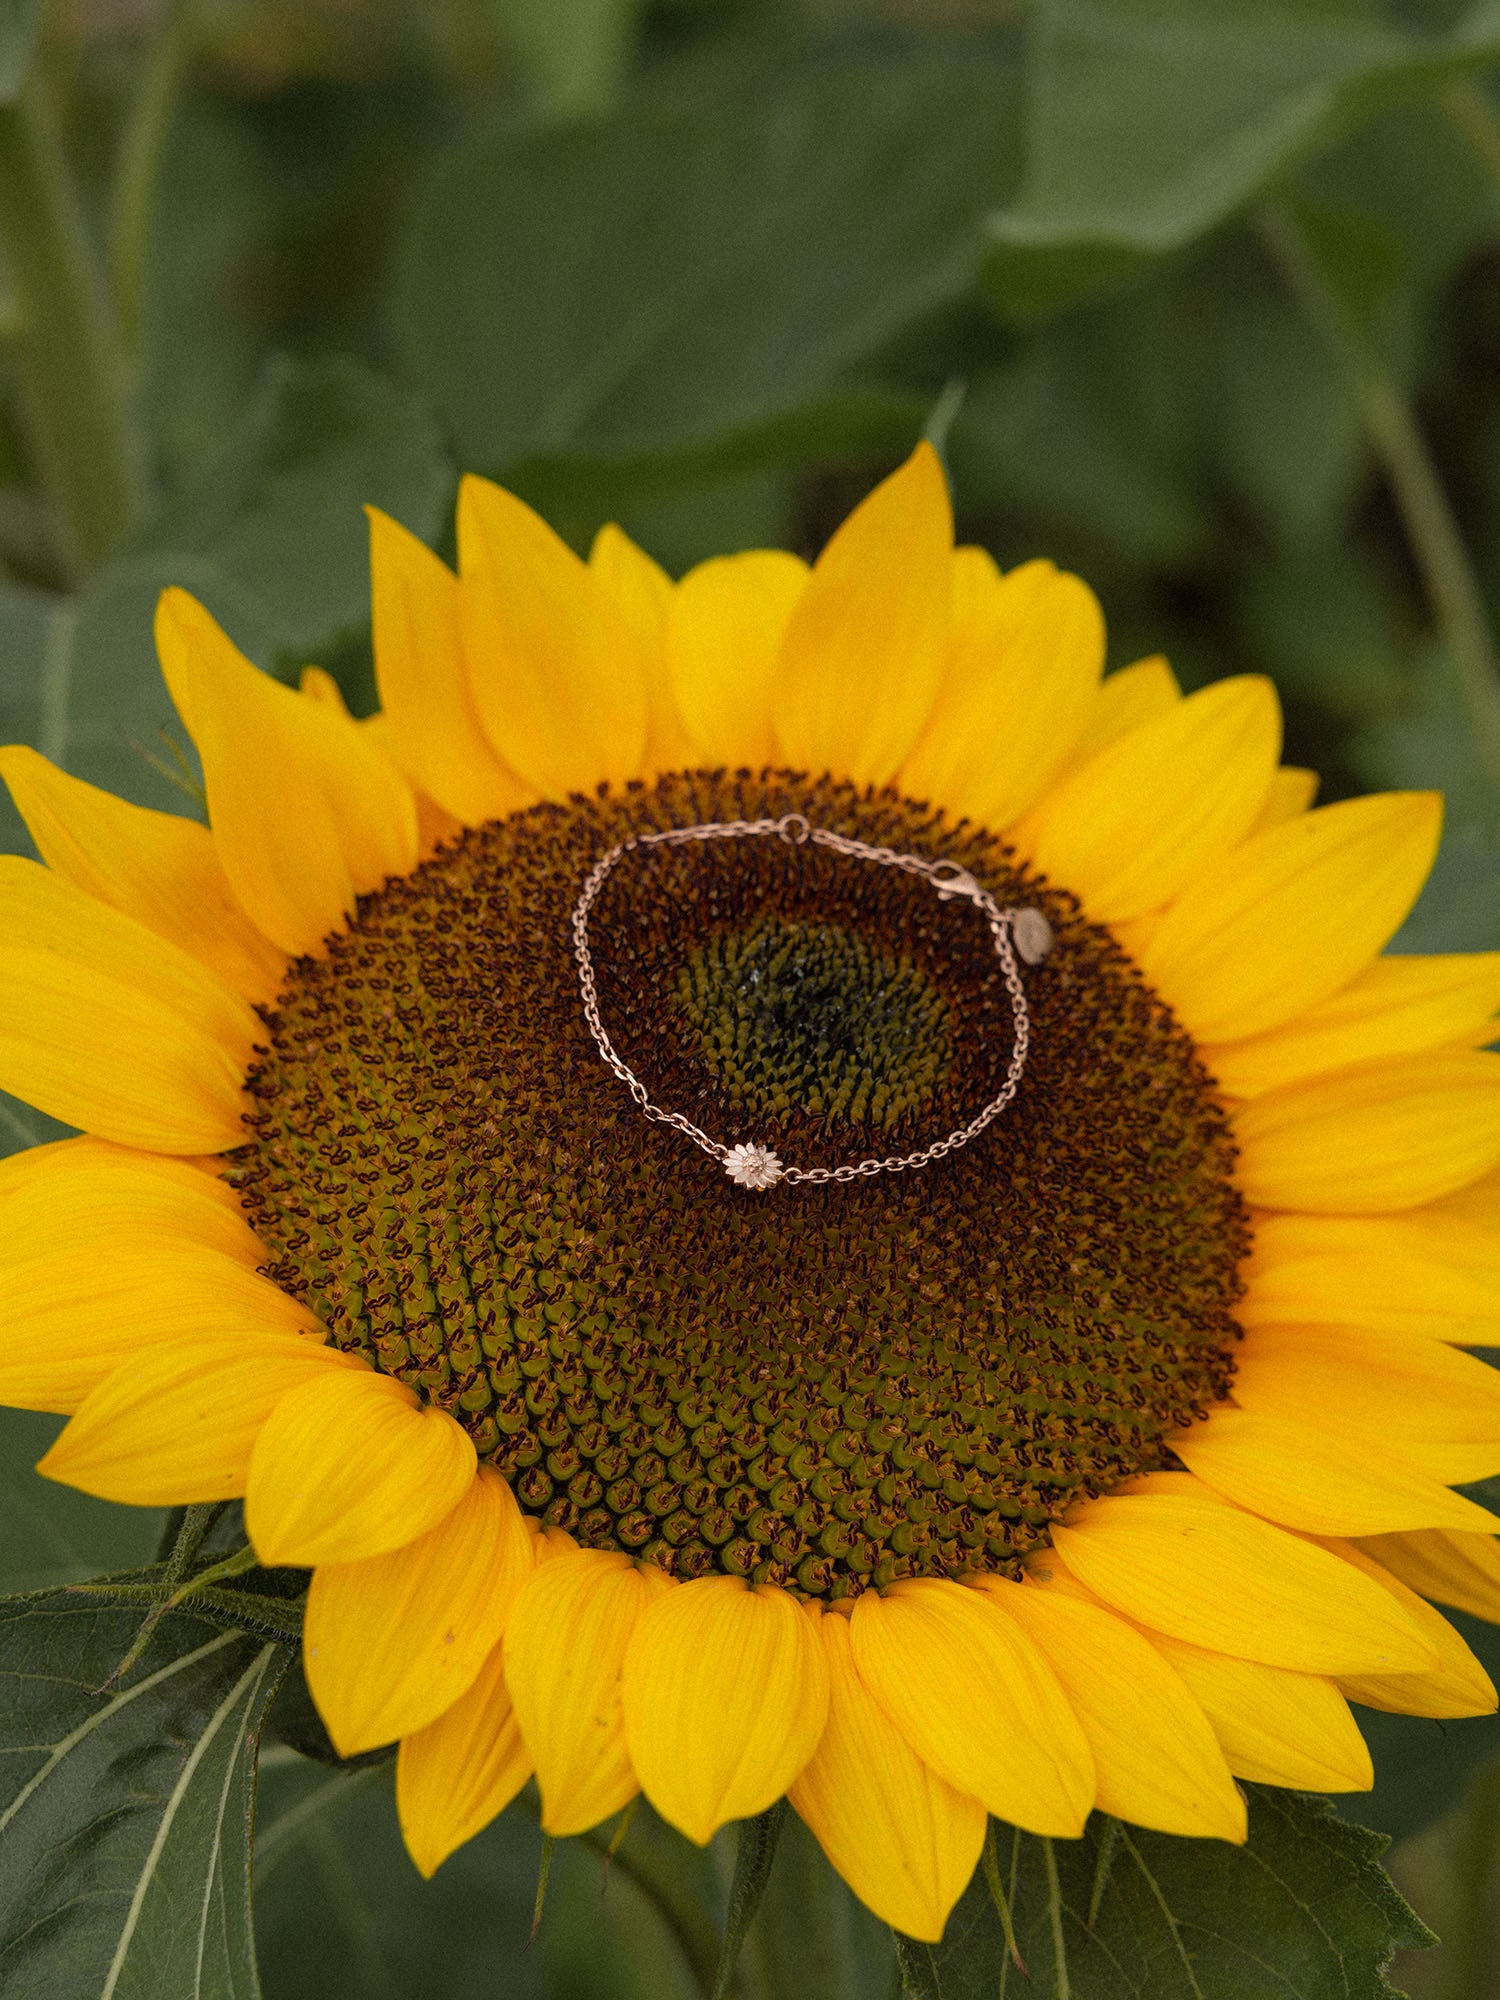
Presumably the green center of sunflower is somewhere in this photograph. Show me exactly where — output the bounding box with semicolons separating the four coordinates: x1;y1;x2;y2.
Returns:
232;771;1246;1597
677;916;952;1129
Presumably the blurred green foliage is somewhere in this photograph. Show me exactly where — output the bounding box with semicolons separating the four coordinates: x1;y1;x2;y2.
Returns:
6;0;1500;949
7;0;1500;1993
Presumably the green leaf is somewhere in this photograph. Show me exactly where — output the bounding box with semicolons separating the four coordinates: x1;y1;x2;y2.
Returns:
391;55;1023;482
746;1809;895;2000
897;1795;1432;1999
143;356;454;676
1350;1612;1500;1842
0;1594;286;1999
0;579;73;857
0;1410;163;1594
0;0;41;103
254;1768;704;2000
1350;646;1500;953
950;284;1208;570
1300;93;1500;310
0;1093;70;1158
984;0;1500;319
0;556;276;851
139;106;282;494
1199;240;1368;549
1232;538;1409;719
487;0;646;116
2;356;444;845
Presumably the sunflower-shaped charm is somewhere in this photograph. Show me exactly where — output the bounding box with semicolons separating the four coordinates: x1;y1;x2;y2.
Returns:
2;443;1498;1942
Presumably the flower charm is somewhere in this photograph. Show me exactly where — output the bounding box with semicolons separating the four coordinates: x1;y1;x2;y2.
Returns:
724;1142;784;1189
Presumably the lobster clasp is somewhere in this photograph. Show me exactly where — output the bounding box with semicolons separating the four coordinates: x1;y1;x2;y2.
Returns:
930;861;985;905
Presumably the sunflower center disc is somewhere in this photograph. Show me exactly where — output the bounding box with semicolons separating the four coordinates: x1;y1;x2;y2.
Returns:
234;772;1246;1596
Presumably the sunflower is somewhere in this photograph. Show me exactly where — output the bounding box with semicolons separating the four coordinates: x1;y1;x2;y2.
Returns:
4;442;1500;1943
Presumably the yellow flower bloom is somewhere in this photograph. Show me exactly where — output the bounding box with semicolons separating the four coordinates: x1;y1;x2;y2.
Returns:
4;442;1500;1944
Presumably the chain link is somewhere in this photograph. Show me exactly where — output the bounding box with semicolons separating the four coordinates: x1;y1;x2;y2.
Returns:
570;813;1044;1187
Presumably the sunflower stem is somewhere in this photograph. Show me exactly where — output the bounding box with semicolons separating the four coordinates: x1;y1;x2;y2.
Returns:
711;1804;787;2000
1086;1816;1120;1931
107;0;205;354
155;1500;226;1572
1258;200;1500;784
70;1573;305;1646
99;1507;236;1689
0;69;148;577
982;1821;1027;1973
1041;1838;1073;2000
1443;78;1500;203
529;1832;556;1945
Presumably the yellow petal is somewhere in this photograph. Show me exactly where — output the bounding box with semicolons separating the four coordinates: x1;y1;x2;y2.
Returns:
900;559;1106;829
623;1576;829;1845
1241;1259;1500;1344
0;851;257;1151
668;551;809;769
306;1466;534;1756
590;522;672;635
1045;1493;1436;1674
296;666;347;711
1140;792;1443;1044
1024;1552;1373;1790
1319;1538;1496;1719
36;1333;354;1502
504;1550;671;1837
355;711;465;860
0;1137;262;1267
246;1367;476;1567
773;445;952;787
411;787;464;858
848;1577;1093;1836
397;1634;533;1878
788;1606;985;1943
1397;1439;1500;1483
368;508;534;827
457;477;648;797
0;1244;320;1412
1231;1324;1500;1440
155;588;418;956
1023;676;1281;923
0;746;286;1001
1107;1469;1230;1505
951;543;1000;621
1242;1209;1500;1340
1174;1407;1500;1537
980;1576;1245;1842
1069;654;1180;765
1142;1633;1373;1791
0;1132;237;1201
1205;953;1500;1098
1357;1529;1500;1624
1429;1166;1500;1230
1249;766;1318;835
0;864;256;1035
590;523;696;773
1233;1052;1500;1212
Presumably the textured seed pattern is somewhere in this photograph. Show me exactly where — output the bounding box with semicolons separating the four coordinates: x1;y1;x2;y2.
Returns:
677;914;952;1130
232;770;1246;1597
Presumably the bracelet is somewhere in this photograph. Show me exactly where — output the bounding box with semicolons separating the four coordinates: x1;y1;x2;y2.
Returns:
570;812;1052;1190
